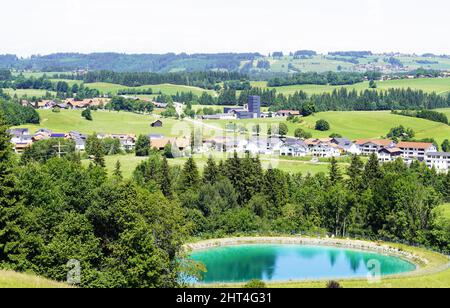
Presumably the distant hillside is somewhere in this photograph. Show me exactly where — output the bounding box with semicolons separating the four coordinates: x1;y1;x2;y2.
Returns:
2;52;450;75
0;53;261;73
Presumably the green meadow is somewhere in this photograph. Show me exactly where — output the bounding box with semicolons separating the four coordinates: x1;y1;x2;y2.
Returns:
16;109;194;137
0;270;70;288
3;88;55;98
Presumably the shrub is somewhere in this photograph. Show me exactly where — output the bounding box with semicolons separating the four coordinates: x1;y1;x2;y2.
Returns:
326;280;342;288
244;280;267;288
315;119;330;131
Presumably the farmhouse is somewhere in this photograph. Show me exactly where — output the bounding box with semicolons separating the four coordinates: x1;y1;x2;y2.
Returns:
396;141;437;162
150;137;189;151
36;100;56;109
8;128;33;153
151;120;163;127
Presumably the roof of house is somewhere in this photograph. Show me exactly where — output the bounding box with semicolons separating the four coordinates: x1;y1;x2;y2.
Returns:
284;138;308;147
379;147;403;154
332;137;353;147
355;139;393;147
50;133;66;138
150;137;189;149
396;141;434;149
149;134;165;139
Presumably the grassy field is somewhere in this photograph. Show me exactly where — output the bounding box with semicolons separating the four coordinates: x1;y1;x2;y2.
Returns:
203;242;450;288
251;77;450;96
204;110;450;145
3;88;55;98
0;270;69;288
85;82;215;97
16;109;194;137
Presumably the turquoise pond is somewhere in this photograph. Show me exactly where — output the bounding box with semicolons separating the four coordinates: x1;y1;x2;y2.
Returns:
189;244;417;283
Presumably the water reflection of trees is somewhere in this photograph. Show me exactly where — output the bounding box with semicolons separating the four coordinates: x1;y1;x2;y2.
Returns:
197;246;279;282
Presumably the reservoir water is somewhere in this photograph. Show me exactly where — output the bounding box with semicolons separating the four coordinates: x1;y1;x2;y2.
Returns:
190;244;416;283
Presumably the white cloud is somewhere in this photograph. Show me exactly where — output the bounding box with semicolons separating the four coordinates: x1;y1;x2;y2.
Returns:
1;0;449;56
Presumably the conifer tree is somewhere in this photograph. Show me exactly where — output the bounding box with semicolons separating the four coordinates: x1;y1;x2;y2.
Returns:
363;153;381;186
347;155;364;190
113;160;123;181
88;133;105;167
0;115;22;260
329;157;343;185
203;156;218;185
160;157;172;198
179;157;199;192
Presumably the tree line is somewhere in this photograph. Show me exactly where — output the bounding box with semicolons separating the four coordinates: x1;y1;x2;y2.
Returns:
267;71;382;87
55;71;248;90
0;99;40;125
391;109;449;125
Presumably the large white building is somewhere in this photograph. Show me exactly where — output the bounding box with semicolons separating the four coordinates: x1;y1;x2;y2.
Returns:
425;152;450;173
396;142;437;162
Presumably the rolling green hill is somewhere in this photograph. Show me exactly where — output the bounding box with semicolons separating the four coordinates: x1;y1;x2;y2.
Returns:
3;88;55;98
16;109;193;137
85;82;215;97
251;77;450;96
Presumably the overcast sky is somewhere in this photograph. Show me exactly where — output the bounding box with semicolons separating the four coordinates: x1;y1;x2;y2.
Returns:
2;0;449;57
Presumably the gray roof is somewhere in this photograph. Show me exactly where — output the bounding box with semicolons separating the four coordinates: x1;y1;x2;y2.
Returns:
332;137;353;147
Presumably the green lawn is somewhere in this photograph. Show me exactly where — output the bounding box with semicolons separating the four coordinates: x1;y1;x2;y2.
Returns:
0;270;70;288
3;88;55;98
16;109;194;137
85;82;215;97
251;77;450;96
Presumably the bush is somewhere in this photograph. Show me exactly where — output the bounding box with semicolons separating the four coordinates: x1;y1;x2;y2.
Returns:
81;108;93;121
315;119;330;131
294;128;312;139
244;280;267;288
326;280;342;288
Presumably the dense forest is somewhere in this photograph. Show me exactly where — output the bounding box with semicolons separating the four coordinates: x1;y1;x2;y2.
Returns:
267;72;382;87
1;118;449;287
